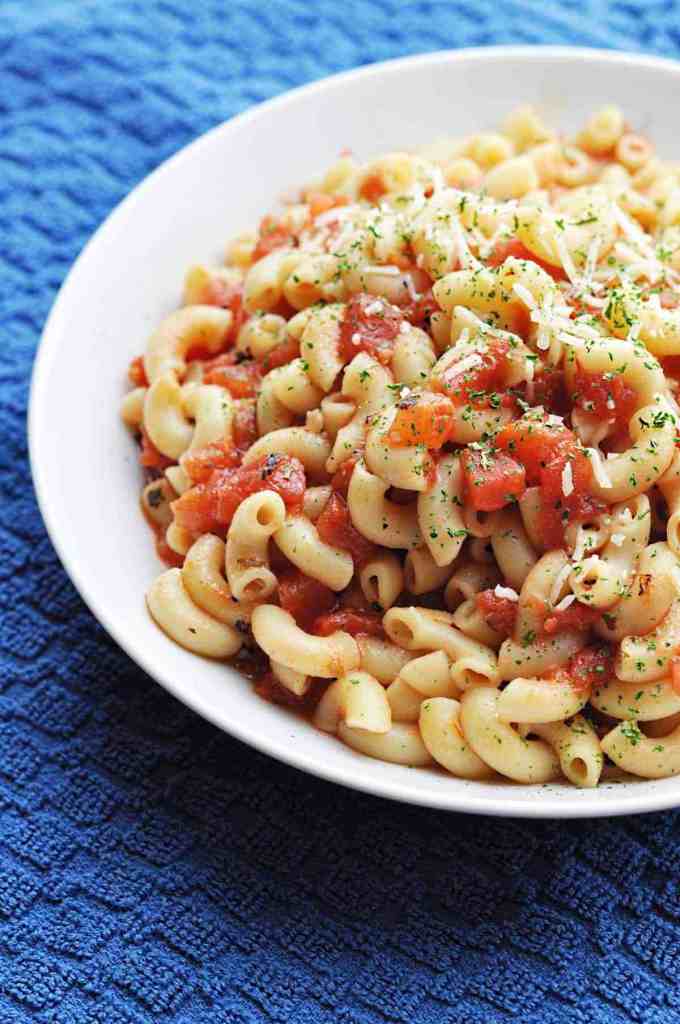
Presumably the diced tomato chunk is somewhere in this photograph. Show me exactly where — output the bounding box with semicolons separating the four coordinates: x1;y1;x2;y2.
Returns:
203;353;262;398
662;356;680;382
316;491;377;566
172;455;305;533
496;417;569;485
476;589;518;637
305;191;350;220
499;414;608;548
359;173;387;204
562;644;614;693
388;392;454;449
436;337;511;407
572;363;637;429
461;448;526;512
339;292;403;365
330;454;361;497
487;238;568;282
139;428;174;471
232;401;258;453
540;448;605;550
542;601;600;636
312;608;385;638
128;355;148;387
182;441;241;483
214;455;305;524
252;214;295;261
278;569;336;631
258;334;300;372
512;366;570;417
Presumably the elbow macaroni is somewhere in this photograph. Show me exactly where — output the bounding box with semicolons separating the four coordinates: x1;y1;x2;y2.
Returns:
125;104;680;788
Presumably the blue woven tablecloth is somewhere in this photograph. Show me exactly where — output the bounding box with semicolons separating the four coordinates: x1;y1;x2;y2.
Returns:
4;3;680;1021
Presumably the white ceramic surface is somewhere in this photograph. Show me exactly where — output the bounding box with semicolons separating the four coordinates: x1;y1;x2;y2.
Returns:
29;46;680;817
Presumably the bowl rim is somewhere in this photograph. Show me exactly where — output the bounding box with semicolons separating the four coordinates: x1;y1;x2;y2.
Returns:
29;44;680;818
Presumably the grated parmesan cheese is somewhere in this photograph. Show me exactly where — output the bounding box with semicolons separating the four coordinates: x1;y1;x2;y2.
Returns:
364;264;401;276
561;461;574;497
364;300;384;315
494;585;519;601
609;532;625;547
351;332;361;345
549;563;573;607
399;320;411;333
553;231;581;288
585;447;613;489
512;282;537;309
447;351;483;376
571;527;587;563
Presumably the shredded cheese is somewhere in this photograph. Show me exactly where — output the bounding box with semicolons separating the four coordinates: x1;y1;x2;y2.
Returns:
512;282;537;309
585;447;613;489
364;264;401;276
561;461;574;497
553;231;581;288
494;585;519;601
549;563;572;607
364;300;384;315
553;593;576;612
447;351;483;376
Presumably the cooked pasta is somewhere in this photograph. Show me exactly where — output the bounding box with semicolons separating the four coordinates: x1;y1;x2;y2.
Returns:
123;105;680;788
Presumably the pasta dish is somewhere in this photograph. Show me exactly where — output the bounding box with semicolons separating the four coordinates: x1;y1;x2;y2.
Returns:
121;104;680;787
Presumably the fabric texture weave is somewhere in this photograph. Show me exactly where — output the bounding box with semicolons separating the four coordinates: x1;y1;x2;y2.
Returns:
4;2;680;1021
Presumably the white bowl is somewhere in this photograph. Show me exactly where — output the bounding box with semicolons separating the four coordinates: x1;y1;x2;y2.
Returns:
29;45;680;817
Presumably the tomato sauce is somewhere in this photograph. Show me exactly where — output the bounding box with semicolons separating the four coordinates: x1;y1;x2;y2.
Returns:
461;448;526;512
252;214;295;261
561;644;614;693
182;441;241;483
128;355;148;387
542;601;600;636
316;491;377;566
258;335;300;372
388;391;454;449
572;363;637;429
232;401;258;454
487;238;568;283
139;428;174;471
435;336;512;408
400;287;439;326
330;454;361;496
476;590;518;637
203;352;262;398
339;292;403;365
254;671;327;711
497;416;606;548
278;569;336;632
312;608;385;639
172;454;305;534
359;174;387;204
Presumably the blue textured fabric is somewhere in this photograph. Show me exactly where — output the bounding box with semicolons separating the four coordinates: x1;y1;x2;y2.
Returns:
4;2;680;1021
